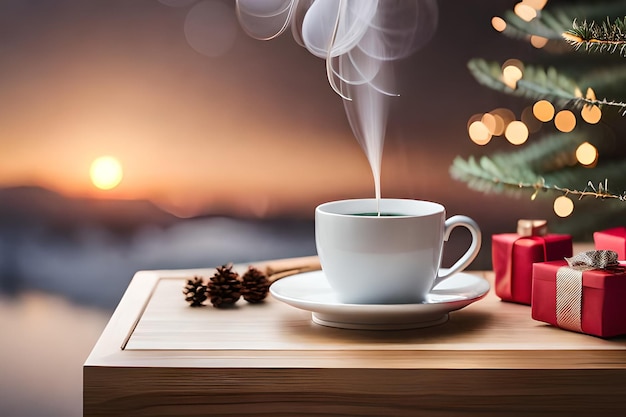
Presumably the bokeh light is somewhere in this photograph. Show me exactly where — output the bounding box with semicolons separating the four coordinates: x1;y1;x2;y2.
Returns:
184;0;238;58
585;87;597;100
574;87;583;98
576;142;598;166
581;104;602;124
502;59;524;71
505;120;529;145
502;69;522;89
492;16;507;32
487;113;505;136
481;113;499;135
532;100;555;122
502;59;524;89
523;0;548;10
530;35;548;48
553;195;574;217
514;3;537;22
469;120;492;145
554;110;576;132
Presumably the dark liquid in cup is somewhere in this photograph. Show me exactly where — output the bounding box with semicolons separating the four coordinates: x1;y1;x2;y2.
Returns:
351;212;405;217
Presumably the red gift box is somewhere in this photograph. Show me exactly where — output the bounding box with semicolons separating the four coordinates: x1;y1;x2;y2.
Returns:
532;256;626;338
492;231;572;305
594;227;626;260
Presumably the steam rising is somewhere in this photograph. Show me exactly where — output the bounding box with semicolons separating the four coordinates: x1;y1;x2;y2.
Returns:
236;0;438;200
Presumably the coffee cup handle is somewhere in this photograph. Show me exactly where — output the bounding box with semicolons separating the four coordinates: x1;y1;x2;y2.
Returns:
433;215;481;288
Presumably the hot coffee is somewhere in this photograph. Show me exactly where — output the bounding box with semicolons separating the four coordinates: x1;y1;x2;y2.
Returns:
351;212;404;217
316;198;481;304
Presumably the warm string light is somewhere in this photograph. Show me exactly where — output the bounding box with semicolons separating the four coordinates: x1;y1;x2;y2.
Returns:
491;16;506;32
530;35;548;49
466;65;608;217
494;1;548;47
467;108;520;145
467;89;603;149
532;100;554;122
514;3;537;22
514;0;548;22
574;87;583;98
523;0;548;9
492;1;548;32
468;119;492;145
586;87;596;101
581;104;602;124
553;195;574;217
575;142;598;166
554;109;576;132
501;59;524;89
481;113;498;135
476;7;615;219
505;121;529;145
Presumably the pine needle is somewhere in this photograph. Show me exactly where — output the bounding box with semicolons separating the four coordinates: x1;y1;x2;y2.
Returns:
563;17;626;56
450;133;626;201
467;58;626;114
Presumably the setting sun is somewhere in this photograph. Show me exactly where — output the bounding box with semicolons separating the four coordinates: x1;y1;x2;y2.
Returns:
90;156;123;190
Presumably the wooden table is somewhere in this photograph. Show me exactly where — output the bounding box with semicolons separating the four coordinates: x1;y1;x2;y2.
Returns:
84;256;626;416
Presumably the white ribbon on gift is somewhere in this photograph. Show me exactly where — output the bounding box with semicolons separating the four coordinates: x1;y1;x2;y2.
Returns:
555;250;619;332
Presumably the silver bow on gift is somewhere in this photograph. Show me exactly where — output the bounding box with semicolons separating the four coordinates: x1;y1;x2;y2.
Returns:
565;250;619;271
556;250;620;332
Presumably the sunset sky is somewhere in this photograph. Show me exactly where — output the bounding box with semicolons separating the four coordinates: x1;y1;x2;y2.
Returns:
0;0;554;221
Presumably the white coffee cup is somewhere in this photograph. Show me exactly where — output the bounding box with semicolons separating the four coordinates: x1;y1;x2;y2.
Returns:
315;198;481;304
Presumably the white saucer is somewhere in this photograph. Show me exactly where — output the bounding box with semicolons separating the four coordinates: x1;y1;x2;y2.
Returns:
270;270;490;330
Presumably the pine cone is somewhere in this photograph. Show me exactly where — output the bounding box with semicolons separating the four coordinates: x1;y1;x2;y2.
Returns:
208;264;242;307
241;266;270;303
183;276;208;307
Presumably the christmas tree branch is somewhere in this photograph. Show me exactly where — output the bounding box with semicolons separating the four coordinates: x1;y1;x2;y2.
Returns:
468;59;580;106
455;2;626;236
468;58;626;114
451;158;626;202
450;133;626;201
498;2;626;41
500;9;573;40
563;17;626;55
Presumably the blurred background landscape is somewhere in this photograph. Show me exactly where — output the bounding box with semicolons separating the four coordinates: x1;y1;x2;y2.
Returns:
0;0;613;416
